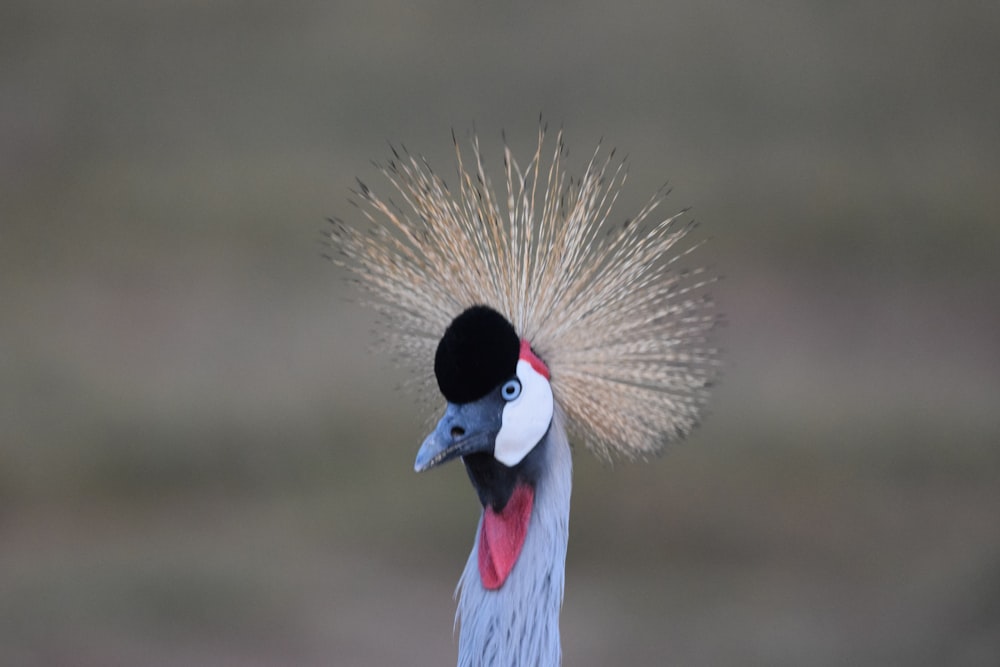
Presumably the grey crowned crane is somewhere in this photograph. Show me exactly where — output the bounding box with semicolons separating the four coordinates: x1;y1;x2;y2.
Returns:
331;126;717;666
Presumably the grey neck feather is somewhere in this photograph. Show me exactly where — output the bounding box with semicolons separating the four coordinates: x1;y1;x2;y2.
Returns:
455;408;573;667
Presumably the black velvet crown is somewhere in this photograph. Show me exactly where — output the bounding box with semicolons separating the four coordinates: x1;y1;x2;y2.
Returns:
434;305;519;404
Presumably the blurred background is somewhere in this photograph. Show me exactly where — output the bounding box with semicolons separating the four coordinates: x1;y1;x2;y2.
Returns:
2;1;999;665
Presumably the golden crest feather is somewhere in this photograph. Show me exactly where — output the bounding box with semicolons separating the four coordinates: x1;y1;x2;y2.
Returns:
331;126;717;459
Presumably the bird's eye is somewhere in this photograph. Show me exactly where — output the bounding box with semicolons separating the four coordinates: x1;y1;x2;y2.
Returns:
501;378;521;401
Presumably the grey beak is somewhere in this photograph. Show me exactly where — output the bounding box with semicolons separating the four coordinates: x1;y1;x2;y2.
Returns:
414;395;503;472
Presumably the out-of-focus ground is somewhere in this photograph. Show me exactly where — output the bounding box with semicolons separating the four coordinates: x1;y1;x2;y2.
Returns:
2;2;999;665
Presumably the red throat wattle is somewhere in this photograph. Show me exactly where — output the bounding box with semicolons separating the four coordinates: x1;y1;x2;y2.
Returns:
478;483;535;590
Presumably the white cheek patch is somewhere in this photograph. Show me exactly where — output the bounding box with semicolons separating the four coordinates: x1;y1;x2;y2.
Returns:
494;359;554;467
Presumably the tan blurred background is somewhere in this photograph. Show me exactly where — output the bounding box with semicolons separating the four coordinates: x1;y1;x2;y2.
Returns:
2;2;999;665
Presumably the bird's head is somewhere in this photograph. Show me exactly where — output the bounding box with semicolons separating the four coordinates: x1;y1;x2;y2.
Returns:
415;305;553;505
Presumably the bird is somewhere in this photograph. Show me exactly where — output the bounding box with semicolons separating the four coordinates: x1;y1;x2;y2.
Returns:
330;124;717;666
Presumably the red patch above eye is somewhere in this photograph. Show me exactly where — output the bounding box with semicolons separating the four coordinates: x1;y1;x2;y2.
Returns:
478;483;535;589
519;340;550;379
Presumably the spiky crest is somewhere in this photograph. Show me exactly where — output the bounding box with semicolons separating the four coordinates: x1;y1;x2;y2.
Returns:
331;126;717;459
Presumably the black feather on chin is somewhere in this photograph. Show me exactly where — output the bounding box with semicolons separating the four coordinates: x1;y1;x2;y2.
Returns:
463;423;549;512
434;305;519;404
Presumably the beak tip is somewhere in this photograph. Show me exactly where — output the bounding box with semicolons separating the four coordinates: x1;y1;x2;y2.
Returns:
413;450;435;472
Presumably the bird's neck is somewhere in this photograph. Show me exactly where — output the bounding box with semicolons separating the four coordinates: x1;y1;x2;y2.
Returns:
456;409;572;667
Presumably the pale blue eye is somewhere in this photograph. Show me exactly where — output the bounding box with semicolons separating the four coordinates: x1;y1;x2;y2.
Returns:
501;378;521;401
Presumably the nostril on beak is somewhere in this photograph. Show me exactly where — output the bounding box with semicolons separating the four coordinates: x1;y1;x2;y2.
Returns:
450;425;465;439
